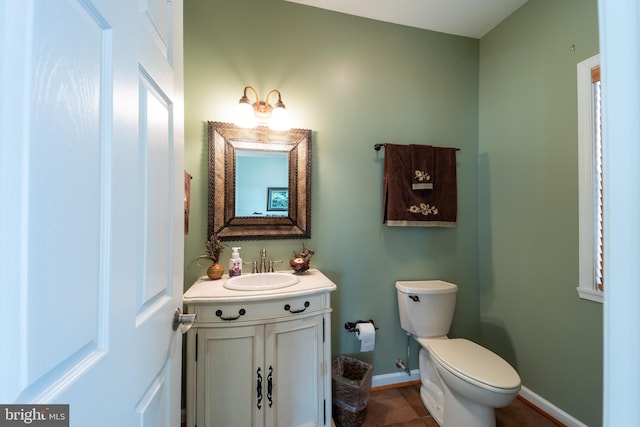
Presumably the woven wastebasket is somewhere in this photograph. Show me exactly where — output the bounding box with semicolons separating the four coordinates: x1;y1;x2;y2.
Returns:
332;356;373;427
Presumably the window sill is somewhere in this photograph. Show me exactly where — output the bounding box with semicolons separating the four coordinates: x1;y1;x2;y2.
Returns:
577;287;604;303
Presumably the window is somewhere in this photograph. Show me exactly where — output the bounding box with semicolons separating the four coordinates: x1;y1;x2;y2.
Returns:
577;54;603;303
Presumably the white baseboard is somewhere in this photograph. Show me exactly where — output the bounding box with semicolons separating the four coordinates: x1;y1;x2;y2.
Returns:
519;386;587;427
371;373;587;427
371;369;420;388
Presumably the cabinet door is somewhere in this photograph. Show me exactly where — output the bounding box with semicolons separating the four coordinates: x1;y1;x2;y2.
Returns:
265;314;325;427
197;326;265;427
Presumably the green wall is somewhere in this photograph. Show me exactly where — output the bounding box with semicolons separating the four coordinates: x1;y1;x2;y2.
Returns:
478;0;601;425
184;0;479;376
184;0;602;425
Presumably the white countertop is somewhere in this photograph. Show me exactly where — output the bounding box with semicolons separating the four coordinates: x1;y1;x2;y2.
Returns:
183;269;337;303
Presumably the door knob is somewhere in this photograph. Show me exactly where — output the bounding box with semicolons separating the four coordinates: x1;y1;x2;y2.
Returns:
173;308;196;333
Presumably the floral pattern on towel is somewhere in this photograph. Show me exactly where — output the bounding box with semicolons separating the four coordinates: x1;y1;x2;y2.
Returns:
414;170;431;182
408;203;438;216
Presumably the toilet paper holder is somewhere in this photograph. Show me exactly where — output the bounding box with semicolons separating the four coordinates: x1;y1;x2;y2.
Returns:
344;320;378;334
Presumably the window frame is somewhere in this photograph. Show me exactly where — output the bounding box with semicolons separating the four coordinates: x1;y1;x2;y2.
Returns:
577;53;603;303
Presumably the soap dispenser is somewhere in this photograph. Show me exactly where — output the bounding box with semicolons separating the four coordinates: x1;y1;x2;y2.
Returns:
229;247;242;277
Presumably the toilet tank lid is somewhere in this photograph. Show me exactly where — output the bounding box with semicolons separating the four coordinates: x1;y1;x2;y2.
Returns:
395;280;458;294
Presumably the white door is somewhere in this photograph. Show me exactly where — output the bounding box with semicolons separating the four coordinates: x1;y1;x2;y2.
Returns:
0;0;184;425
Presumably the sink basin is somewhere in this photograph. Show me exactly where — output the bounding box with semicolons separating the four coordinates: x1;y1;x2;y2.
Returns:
224;272;300;291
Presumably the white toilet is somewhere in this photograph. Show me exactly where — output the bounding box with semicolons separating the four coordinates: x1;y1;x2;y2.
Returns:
396;280;521;427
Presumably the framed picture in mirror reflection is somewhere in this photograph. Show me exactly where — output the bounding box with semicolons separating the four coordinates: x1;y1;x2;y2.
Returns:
267;187;288;211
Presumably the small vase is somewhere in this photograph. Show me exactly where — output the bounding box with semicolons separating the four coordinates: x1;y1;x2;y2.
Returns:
289;257;310;273
207;263;224;280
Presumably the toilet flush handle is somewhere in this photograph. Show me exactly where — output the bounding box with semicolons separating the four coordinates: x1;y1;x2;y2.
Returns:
409;295;420;302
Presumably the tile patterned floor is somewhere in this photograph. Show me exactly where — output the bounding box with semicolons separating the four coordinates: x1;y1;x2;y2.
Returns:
335;383;563;427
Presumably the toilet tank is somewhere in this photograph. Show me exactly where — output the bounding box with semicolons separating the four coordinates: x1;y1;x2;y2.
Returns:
396;280;458;338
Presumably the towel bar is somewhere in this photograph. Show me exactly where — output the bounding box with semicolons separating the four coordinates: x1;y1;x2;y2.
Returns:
374;143;460;151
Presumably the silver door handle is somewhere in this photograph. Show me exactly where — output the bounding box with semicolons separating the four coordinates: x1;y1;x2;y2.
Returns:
173;308;196;333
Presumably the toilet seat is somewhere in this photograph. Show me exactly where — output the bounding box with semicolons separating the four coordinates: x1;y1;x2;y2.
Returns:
420;338;521;393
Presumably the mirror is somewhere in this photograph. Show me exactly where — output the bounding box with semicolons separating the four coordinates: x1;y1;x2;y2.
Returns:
208;121;312;240
235;149;289;217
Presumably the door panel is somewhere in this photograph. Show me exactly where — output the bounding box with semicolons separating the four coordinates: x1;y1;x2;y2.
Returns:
141;0;171;60
135;360;173;427
23;0;112;402
138;67;174;316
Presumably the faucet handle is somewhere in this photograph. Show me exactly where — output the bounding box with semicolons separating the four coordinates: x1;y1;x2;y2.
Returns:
268;260;283;272
244;261;258;274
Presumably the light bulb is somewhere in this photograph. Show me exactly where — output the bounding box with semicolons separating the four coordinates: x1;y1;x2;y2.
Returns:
270;106;290;131
234;102;256;128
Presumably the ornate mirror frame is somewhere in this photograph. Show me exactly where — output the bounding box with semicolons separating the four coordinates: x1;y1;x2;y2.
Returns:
208;121;312;241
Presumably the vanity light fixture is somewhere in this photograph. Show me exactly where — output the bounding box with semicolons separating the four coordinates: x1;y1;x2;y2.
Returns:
234;85;290;131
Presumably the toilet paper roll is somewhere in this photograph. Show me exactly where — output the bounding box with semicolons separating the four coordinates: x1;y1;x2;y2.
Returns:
356;322;376;352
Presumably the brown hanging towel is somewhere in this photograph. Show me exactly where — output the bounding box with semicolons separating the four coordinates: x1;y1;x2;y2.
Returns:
383;143;457;227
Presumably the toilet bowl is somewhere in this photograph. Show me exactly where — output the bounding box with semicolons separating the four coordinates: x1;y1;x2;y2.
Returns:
396;280;521;427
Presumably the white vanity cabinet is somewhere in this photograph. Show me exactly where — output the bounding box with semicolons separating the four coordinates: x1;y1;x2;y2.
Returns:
184;269;336;427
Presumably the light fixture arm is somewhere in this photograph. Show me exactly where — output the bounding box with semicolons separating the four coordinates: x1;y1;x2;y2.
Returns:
265;89;285;110
239;85;259;106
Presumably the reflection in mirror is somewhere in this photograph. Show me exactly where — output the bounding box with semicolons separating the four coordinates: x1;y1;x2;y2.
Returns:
208;122;311;241
235;149;288;217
